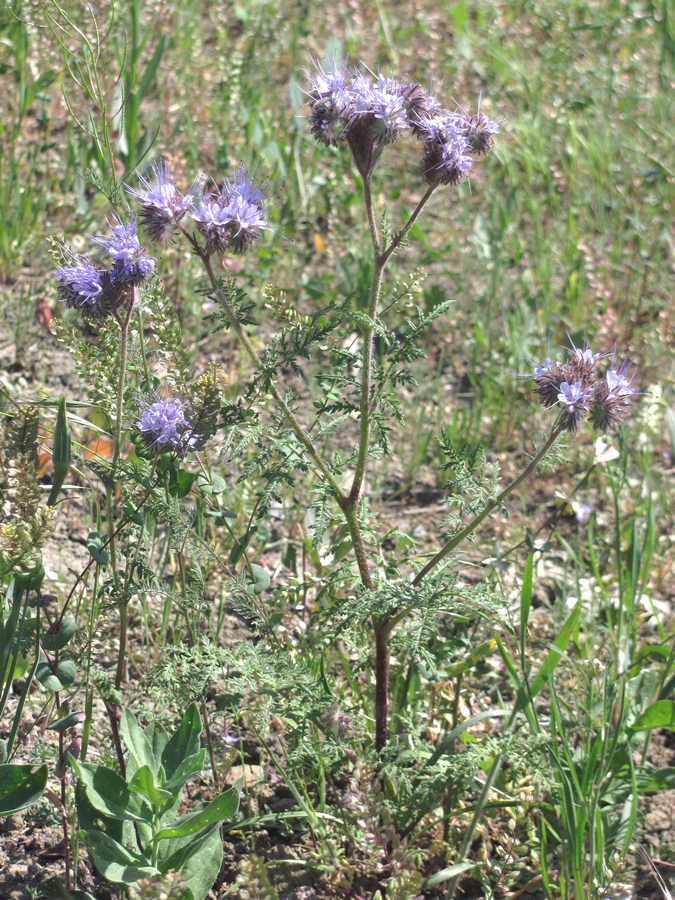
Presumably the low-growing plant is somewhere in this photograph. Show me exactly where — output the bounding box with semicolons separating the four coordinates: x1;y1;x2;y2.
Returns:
70;702;239;899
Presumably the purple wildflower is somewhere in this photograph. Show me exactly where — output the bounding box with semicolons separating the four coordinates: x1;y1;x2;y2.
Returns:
89;215;156;284
55;259;108;315
192;168;267;254
403;83;443;135
135;399;198;456
418;112;473;186
459;111;500;156
304;58;353;146
342;71;411;174
125;160;203;244
557;381;589;431
589;358;638;432
349;73;410;145
532;341;639;433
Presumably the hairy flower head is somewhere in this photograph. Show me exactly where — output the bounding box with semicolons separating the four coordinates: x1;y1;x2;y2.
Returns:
55;258;108;316
135;399;198;457
417;112;473;185
89;215;156;284
126;160;204;243
192;168;267;254
532;341;639;433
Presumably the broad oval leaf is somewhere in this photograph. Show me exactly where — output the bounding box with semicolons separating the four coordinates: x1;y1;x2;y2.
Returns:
81;828;159;884
632;700;675;732
42;615;77;651
70;758;151;824
154;787;239;842
0;763;48;815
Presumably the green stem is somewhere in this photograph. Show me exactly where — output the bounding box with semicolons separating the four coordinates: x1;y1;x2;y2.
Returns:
349;184;436;505
199;252;345;502
412;424;565;588
113;288;137;690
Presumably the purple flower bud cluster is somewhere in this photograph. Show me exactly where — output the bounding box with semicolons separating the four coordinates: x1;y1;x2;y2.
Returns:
304;58;499;182
135;398;198;457
192;168;268;255
124;160;268;256
55;216;156;317
125;160;204;245
532;341;638;433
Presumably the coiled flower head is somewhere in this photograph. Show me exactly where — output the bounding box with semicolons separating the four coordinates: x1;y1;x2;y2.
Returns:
88;215;156;285
125;160;204;244
304;59;498;184
55;257;108;316
192;168;267;254
532;341;638;433
135;399;198;457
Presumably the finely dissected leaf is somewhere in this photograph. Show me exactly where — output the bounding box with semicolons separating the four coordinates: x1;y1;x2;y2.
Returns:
0;763;48;815
120;709;156;775
80;828;159;884
47;396;71;506
153;788;239;842
161;703;201;781
631;700;675;732
70;759;151;823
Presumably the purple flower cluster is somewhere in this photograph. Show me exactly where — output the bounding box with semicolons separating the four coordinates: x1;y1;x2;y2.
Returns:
124;160;267;256
55;216;156;317
135;399;198;456
304;59;499;182
532;341;638;433
125;160;204;244
192;168;268;254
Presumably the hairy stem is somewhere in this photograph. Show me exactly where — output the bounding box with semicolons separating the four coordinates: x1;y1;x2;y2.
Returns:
112;288;137;690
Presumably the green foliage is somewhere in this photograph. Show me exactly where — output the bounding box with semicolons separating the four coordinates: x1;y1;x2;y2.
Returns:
71;703;239;899
0;762;48;815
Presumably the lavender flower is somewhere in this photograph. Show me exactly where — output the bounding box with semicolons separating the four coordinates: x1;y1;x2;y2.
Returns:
125;160;203;244
417;112;473;186
304;58;353;146
403;83;443;135
89;215;156;284
350;73;410;145
532;341;639;433
460;111;500;156
304;60;498;186
192;168;267;254
135;399;198;456
557;380;589;431
589;359;638;432
55;258;108;315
